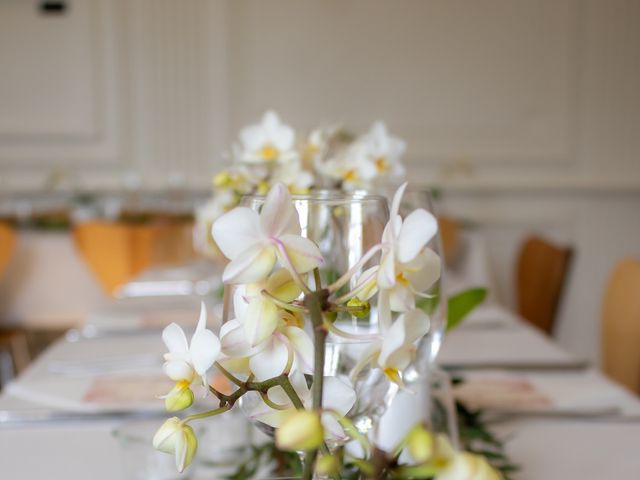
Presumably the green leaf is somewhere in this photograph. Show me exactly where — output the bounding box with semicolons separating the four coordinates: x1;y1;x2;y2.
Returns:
446;288;487;331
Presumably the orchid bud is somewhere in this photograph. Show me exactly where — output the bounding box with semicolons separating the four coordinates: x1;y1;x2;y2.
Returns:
275;410;324;451
405;424;434;463
316;454;340;476
213;171;232;188
347;297;370;318
164;381;194;412
152;417;198;472
436;452;502;480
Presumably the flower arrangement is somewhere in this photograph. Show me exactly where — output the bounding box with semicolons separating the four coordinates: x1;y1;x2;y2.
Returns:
155;181;501;479
194;111;407;259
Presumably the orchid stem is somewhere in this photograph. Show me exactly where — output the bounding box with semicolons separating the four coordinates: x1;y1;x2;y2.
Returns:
302;278;329;480
214;361;245;387
182;405;230;423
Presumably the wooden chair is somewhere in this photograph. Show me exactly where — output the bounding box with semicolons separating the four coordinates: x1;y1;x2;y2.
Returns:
601;258;640;394
73;219;197;295
438;215;461;268
516;236;573;335
0;222;16;278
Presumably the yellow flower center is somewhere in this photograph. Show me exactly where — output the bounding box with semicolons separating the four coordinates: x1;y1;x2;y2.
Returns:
176;379;191;390
384;368;402;384
343;169;358;182
396;272;410;286
375;157;389;172
260;145;279;161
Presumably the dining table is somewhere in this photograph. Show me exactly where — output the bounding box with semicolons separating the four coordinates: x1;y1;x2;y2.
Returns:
1;300;639;480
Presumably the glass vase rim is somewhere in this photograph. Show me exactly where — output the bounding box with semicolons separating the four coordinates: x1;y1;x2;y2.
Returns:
240;189;388;207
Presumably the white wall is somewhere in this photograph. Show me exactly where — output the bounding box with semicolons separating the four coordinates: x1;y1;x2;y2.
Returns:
0;0;639;362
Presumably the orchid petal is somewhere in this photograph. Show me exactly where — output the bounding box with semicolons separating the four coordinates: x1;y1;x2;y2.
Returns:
222;243;277;284
244;296;279;346
323;376;356;415
195;302;207;332
397;209;438;264
266;268;302;302
260;183;300;237
163;359;194;382
378;316;409;369
162;323;189;354
404;249;441;293
284;326;314;374
388;283;415;312
249;336;289;380
190;329;220;376
390;182;408;222
211;207;261;260
354;266;379;301
278;235;323;273
377;289;392;331
403;308;431;343
174;430;188;472
220;319;254;357
378;250;396;290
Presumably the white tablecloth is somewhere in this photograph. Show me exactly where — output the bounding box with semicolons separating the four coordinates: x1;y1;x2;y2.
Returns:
1;306;639;479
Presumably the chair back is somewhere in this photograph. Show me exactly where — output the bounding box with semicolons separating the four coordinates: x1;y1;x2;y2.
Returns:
601;258;640;394
516;235;573;334
73;219;197;294
0;222;16;278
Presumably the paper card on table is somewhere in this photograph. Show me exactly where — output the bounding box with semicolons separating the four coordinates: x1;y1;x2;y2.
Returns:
454;377;552;411
83;376;173;406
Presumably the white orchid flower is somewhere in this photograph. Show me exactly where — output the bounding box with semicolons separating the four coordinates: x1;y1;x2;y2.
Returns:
232;268;303;345
377;306;430;384
235;110;299;165
220;282;314;381
271;160;314;194
248;371;356;443
162;302;221;387
356;121;406;183
211;183;323;284
377;182;441;312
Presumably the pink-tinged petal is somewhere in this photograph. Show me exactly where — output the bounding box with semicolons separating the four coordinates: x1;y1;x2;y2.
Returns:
390;182;408;223
244;297;279;347
260;183;300;237
249;336;289;380
190;329;220;376
377;250;396;290
404;249;441;293
278;235;323;273
222;243;277;284
162;323;189;354
284;326;314;374
389;283;415;313
163;359;195;382
381;216;401;245
396;209;438;264
323;377;356;416
211;207;262;260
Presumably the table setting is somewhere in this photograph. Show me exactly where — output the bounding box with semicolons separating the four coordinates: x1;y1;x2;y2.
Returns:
1;111;639;480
